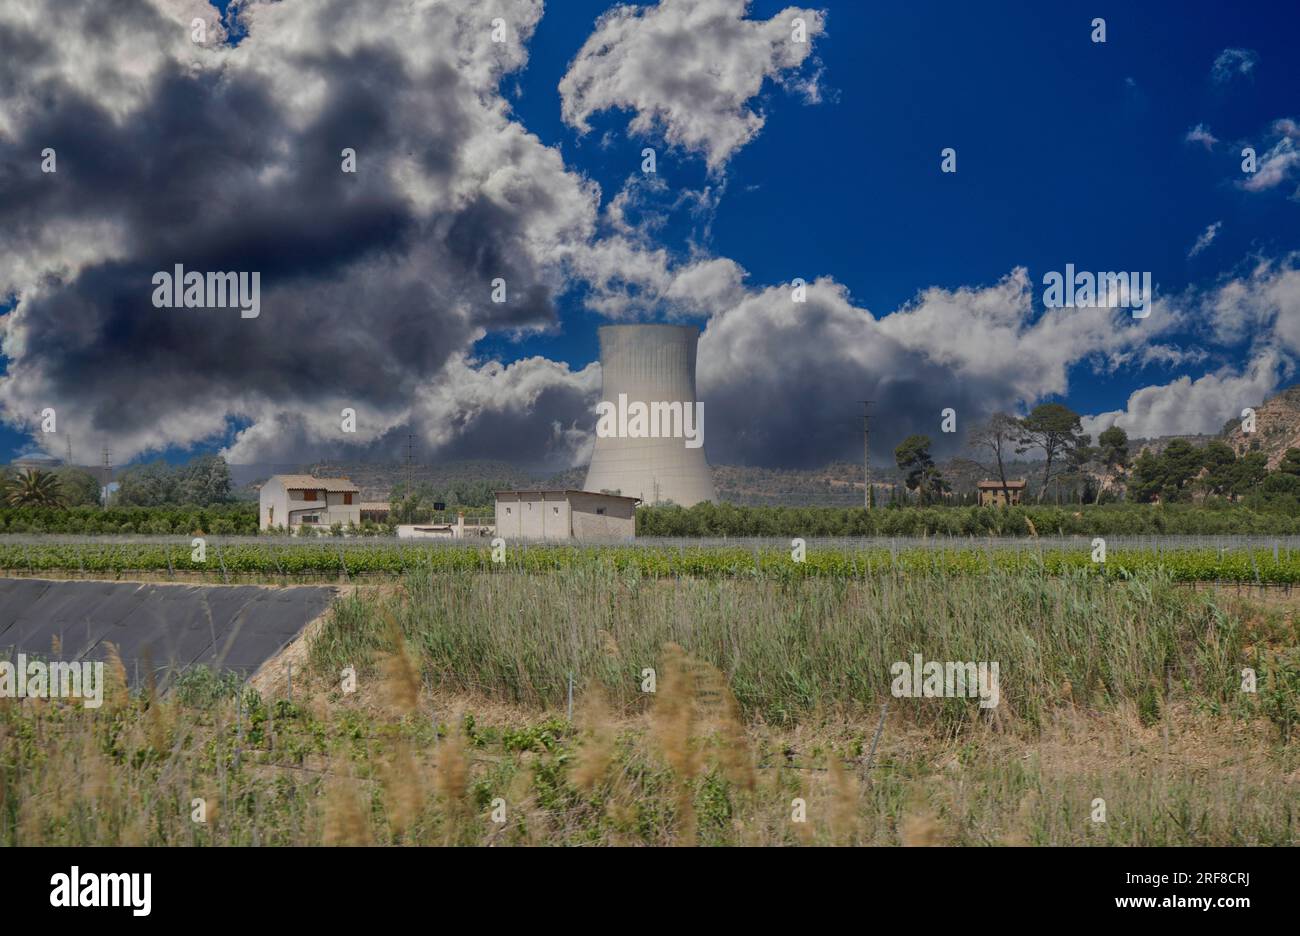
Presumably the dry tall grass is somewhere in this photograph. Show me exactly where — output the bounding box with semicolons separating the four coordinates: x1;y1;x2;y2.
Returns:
1;564;1296;846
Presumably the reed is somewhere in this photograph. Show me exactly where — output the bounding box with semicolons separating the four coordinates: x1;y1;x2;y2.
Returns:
0;564;1294;846
310;565;1249;729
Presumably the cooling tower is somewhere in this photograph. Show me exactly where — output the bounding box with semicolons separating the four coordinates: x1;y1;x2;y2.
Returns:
584;324;716;507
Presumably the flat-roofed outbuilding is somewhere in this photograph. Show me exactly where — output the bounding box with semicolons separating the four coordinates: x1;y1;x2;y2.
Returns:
494;489;639;541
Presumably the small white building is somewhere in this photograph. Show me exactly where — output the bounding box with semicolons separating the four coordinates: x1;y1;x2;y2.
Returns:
494;490;638;541
259;475;361;531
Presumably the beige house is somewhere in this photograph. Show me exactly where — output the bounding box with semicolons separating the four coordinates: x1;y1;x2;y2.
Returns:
260;475;361;531
494;490;638;541
976;479;1028;507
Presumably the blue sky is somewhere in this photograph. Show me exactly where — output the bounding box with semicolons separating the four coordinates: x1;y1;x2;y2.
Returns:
495;0;1300;409
2;0;1299;469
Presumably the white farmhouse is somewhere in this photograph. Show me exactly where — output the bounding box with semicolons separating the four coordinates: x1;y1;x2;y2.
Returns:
259;475;361;531
494;490;638;541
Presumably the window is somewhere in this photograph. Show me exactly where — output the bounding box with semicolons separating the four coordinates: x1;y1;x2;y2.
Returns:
301;514;320;524
343;492;353;505
302;489;317;501
505;507;512;515
553;506;559;515
596;507;606;516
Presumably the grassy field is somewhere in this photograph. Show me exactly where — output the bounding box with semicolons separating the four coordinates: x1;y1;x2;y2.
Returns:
2;561;1296;846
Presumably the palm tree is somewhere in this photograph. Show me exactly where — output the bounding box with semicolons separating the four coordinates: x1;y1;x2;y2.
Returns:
4;468;66;508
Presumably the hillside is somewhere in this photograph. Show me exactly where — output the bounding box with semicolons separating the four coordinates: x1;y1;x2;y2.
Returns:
232;455;1043;508
712;461;889;506
225;385;1300;508
308;460;539;501
1222;385;1300;468
235;460;541;502
1121;384;1300;471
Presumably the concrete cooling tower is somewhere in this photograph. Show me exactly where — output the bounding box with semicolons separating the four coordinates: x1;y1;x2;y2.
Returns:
584;324;717;507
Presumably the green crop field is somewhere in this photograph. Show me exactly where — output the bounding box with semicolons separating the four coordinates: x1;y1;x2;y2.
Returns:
3;538;1300;584
3;501;1300;538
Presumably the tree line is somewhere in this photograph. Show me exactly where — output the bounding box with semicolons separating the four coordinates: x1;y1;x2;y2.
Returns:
1129;440;1300;505
0;504;258;535
895;403;1300;509
894;403;1100;505
1;455;234;510
386;478;504;522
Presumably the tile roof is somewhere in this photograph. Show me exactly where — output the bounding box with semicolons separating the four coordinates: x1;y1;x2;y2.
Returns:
270;474;360;493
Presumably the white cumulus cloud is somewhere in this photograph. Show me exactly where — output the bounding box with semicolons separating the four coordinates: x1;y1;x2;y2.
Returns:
560;0;826;172
1082;349;1290;441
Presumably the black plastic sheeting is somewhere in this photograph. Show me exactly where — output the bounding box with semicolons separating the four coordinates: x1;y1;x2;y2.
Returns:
0;578;337;688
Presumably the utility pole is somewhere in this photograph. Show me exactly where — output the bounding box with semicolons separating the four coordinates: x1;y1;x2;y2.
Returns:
861;401;874;509
404;432;414;494
101;446;112;508
65;434;72;467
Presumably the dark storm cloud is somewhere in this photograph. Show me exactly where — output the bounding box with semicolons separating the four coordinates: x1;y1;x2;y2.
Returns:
0;22;52;90
0;0;572;461
695;271;1181;470
701;340;1009;470
385;380;595;470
